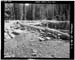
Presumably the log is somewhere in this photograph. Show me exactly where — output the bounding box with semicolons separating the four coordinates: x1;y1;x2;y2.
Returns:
19;21;70;39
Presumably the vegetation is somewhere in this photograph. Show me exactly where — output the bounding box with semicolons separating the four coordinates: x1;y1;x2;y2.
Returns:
5;3;70;21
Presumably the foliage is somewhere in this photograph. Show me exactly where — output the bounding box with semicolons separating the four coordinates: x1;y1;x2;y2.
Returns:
4;4;70;21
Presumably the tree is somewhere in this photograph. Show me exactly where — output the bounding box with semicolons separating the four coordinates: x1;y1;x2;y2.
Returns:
13;3;20;20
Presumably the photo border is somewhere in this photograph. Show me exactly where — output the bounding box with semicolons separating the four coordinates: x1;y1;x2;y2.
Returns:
1;1;74;59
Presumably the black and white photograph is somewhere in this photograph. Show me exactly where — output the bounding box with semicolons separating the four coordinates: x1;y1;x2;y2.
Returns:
2;1;74;59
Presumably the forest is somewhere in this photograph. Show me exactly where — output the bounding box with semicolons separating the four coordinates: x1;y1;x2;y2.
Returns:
5;3;70;21
4;3;71;58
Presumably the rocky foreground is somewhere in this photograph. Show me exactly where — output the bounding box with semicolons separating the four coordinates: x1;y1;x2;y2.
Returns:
4;20;70;58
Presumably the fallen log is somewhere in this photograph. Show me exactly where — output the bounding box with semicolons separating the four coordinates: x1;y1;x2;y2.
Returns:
45;27;70;37
18;21;70;40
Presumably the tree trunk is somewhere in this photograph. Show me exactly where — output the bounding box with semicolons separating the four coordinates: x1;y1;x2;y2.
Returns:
23;4;26;20
19;4;23;20
33;4;35;20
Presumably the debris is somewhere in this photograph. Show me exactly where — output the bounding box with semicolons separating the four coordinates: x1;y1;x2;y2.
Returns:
32;49;38;53
12;32;20;35
46;37;51;40
4;20;70;58
31;53;37;56
12;29;24;34
4;32;11;39
38;37;45;41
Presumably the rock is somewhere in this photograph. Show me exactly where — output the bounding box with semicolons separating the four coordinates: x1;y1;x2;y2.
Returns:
38;37;45;41
33;49;38;53
12;32;20;35
31;53;37;56
46;37;51;40
4;33;11;39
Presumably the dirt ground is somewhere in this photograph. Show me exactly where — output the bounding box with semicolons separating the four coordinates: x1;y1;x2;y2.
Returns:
4;21;70;58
